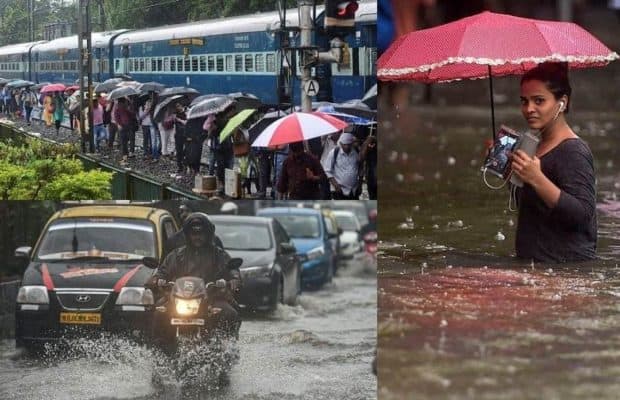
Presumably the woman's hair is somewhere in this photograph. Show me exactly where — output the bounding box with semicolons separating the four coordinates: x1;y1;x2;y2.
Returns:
521;62;572;113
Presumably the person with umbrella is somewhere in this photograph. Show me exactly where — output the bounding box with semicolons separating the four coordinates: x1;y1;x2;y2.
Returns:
173;102;188;174
20;87;37;126
511;62;596;263
276;141;326;200
322;132;362;200
53;91;67;135
138;96;154;160
114;97;137;165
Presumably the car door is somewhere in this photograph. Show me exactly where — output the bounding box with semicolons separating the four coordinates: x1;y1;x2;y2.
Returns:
160;214;178;260
272;219;298;301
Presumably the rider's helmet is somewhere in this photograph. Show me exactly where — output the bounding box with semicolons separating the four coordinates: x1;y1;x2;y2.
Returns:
220;201;239;215
182;212;215;245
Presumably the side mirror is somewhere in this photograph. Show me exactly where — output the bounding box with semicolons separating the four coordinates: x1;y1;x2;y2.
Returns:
280;242;296;254
227;257;243;270
15;246;32;260
142;256;159;269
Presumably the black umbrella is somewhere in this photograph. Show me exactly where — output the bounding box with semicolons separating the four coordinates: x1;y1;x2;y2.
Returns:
95;78;123;93
187;96;235;120
227;92;262;110
334;100;376;120
31;82;51;91
6;80;34;89
190;93;227;107
159;86;200;100
247;110;290;145
153;95;190;123
139;82;165;94
0;78;15;85
107;86;140;101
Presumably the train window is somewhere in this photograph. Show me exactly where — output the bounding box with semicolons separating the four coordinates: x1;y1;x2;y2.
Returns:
115;59;120;72
245;54;254;72
199;56;206;72
233;55;242;72
191;56;198;72
170;58;176;72
175;57;182;72
139;59;145;72
266;53;275;72
207;56;215;72
184;57;191;72
255;54;265;72
157;58;162;72
216;55;223;72
163;57;170;72
227;55;235;72
150;59;156;72
103;59;109;73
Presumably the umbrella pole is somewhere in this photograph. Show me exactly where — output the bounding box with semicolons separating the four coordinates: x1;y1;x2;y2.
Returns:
488;65;496;141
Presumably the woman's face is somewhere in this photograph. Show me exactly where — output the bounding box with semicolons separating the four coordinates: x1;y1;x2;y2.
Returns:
520;79;564;130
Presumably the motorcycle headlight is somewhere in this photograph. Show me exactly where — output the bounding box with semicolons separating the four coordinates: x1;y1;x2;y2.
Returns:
241;265;272;279
115;287;154;305
17;285;49;304
175;298;201;316
306;245;325;261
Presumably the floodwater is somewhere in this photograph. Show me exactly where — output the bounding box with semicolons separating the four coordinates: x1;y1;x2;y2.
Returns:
377;8;620;398
0;262;377;400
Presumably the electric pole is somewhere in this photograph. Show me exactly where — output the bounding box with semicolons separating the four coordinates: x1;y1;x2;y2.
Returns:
298;0;315;113
77;0;94;153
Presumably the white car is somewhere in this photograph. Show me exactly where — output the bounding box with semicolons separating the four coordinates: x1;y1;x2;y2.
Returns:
332;210;363;263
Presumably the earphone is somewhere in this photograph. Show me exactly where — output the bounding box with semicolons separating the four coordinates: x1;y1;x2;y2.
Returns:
559;100;565;112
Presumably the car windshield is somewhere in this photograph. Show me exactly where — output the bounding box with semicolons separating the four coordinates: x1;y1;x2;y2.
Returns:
335;214;359;231
36;218;157;261
270;215;320;239
331;203;368;226
214;223;272;251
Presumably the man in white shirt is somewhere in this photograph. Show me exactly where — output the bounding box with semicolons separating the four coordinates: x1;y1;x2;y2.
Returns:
322;132;360;200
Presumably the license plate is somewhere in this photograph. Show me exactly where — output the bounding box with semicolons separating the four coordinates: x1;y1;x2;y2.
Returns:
60;312;101;325
171;318;205;326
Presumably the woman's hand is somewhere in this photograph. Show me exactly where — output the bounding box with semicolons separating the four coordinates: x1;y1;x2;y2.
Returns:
511;149;543;186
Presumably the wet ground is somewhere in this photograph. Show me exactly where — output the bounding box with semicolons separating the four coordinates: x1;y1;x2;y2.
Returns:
0;263;376;400
377;6;620;399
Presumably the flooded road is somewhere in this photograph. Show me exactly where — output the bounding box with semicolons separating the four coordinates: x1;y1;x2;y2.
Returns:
377;7;620;399
0;264;376;400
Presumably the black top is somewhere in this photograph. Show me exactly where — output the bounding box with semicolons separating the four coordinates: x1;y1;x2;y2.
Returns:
516;138;597;262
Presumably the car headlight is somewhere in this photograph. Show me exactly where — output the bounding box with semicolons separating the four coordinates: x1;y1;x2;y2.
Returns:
17;285;49;304
175;298;201;316
306;245;325;260
241;265;272;279
115;287;154;305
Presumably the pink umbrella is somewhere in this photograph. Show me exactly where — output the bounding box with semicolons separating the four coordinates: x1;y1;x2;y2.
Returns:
252;112;348;147
40;83;67;94
378;11;619;136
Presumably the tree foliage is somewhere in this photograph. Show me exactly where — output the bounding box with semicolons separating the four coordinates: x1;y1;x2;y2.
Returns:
0;0;76;46
0;139;112;200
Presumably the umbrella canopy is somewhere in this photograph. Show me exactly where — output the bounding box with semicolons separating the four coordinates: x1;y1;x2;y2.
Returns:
252;112;348;147
5;80;34;89
313;100;376;120
153;95;190;123
219;109;258;141
159;86;200;99
361;84;377;109
247;110;290;144
0;78;15;85
40;83;66;93
107;86;140;101
139;82;165;93
315;105;374;125
187;96;235;120
190;93;227;106
31;82;51;91
64;85;80;93
378;11;619;83
227;92;262;110
94;78;123;93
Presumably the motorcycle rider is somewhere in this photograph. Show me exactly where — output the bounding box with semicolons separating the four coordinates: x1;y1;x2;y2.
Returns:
153;212;242;341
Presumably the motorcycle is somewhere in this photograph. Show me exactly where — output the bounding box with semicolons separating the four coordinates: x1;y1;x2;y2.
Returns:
142;257;243;388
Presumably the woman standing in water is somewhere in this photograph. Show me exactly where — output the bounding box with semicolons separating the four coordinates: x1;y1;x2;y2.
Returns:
511;62;597;262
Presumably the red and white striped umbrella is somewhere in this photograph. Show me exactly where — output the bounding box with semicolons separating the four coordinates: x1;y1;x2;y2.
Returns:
251;112;348;147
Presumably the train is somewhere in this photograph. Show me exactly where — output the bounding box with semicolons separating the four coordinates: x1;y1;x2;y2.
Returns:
0;1;376;106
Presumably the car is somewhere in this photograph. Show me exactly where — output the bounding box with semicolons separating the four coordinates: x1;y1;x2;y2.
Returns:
321;208;342;271
256;207;337;288
329;201;371;227
210;215;301;312
332;210;364;264
14;205;179;351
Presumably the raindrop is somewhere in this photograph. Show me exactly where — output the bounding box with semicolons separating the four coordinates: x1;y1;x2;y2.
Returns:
614;182;620;189
401;152;409;161
432;224;440;229
507;219;514;227
552;293;562;301
395;173;404;182
470;159;478;167
607;160;614;169
434;171;442;180
389;151;398;163
446;265;453;269
495;232;505;241
439;319;448;328
447;156;456;166
413;205;420;211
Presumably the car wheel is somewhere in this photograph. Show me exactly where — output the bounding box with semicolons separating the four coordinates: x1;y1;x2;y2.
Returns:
271;276;283;311
326;260;333;283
